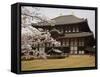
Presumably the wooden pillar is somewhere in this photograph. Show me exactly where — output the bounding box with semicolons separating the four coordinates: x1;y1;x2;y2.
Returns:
63;27;65;34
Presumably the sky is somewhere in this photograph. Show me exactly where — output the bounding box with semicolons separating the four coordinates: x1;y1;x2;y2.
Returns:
22;6;95;37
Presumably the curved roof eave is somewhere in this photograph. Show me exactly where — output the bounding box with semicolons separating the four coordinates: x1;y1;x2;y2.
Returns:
57;32;93;39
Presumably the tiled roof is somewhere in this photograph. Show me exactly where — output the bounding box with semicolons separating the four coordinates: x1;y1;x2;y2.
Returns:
51;15;85;25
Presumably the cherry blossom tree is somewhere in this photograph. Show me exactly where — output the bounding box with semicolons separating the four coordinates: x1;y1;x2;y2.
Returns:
21;6;61;60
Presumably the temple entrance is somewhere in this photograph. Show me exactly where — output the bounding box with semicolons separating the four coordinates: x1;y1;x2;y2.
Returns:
70;46;78;54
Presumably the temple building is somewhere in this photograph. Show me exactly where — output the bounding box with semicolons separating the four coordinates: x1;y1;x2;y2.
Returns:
32;15;95;55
